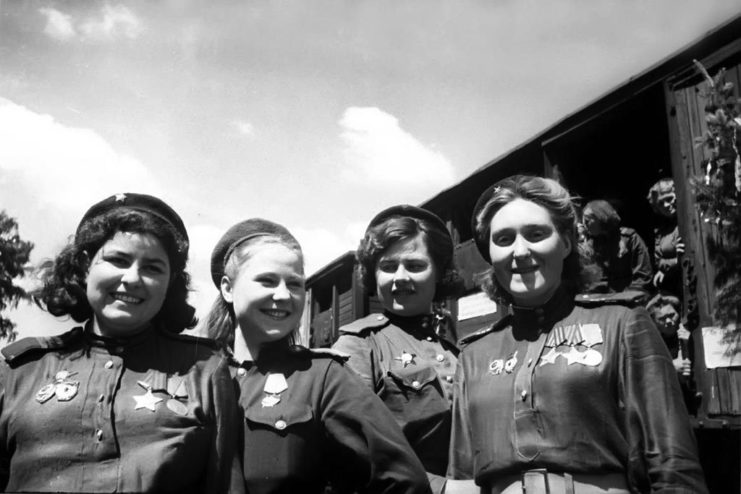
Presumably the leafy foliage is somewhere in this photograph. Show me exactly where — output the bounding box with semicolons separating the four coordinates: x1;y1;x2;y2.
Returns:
0;211;34;342
692;61;741;327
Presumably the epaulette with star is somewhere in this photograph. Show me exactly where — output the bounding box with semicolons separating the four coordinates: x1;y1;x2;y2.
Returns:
458;315;511;347
575;290;648;308
338;313;390;335
1;327;84;365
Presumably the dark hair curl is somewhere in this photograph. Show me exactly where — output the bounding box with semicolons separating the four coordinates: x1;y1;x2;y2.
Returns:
34;209;196;332
356;215;463;302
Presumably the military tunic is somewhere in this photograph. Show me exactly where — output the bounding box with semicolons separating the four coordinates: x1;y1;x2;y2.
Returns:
447;288;707;493
0;325;239;493
232;344;431;494
333;313;458;494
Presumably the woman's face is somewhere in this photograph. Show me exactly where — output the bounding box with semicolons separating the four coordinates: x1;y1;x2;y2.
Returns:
86;231;171;338
221;243;305;346
488;198;571;307
655;192;677;218
375;233;437;317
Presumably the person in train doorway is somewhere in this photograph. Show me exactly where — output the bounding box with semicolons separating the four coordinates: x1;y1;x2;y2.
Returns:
333;205;476;494
206;217;432;494
447;174;708;493
579;199;654;303
646;178;685;299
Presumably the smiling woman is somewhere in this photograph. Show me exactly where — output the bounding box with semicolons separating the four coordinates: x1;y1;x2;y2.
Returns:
206;218;432;494
0;193;239;493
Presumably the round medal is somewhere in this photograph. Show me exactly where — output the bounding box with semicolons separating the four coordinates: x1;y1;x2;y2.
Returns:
55;381;79;401
167;399;189;416
581;348;603;367
36;383;56;403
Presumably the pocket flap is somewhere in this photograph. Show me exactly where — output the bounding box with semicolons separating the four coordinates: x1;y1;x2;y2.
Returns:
245;402;313;430
388;365;438;390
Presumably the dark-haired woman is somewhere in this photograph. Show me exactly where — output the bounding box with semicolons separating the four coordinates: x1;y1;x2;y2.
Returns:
0;193;239;493
206;218;431;494
448;175;707;493
333;205;473;494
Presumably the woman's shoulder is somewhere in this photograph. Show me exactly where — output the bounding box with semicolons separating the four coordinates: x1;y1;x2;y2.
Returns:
1;327;84;368
337;313;391;337
458;314;512;349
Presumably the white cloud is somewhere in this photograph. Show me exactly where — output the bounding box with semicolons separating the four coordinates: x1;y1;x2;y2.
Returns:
38;4;142;42
39;8;76;41
339;107;455;189
233;120;255;137
0;97;158;219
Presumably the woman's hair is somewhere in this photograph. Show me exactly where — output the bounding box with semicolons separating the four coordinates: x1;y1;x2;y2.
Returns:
206;233;304;349
473;174;593;303
582;199;622;238
34;208;196;332
356;215;463;302
646;178;676;215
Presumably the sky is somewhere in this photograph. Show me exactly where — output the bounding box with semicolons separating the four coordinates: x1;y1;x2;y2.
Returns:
2;0;741;340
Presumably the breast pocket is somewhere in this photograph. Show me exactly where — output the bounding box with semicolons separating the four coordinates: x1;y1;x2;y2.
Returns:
380;366;449;431
242;402;318;483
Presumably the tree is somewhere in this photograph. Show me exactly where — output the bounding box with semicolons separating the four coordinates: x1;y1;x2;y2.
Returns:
0;211;34;342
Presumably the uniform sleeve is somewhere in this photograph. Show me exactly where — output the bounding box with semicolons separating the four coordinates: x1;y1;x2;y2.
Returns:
319;360;432;494
206;355;244;494
627;232;653;292
447;356;474;480
620;308;708;493
332;334;379;391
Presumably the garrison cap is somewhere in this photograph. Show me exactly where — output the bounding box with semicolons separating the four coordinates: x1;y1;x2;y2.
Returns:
210;218;298;287
77;193;189;245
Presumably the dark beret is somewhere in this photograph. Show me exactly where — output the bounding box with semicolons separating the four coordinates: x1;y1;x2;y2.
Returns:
368;204;449;234
471;183;503;263
77;192;188;245
210;218;297;287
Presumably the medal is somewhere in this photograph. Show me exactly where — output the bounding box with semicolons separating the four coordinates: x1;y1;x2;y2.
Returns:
167;399;189;415
579;323;603;347
133;380;163;412
488;359;504;375
395;351;416;368
504;351;518;373
538;347;559;367
264;373;288;394
36;383;56;403
580;348;603;367
55;381;79;401
261;395;281;407
564;347;584;365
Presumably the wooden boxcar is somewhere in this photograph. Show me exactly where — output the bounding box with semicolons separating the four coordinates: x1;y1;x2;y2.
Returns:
305;14;741;493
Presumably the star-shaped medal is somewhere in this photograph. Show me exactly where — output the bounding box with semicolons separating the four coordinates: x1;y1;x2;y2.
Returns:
395;351;416;367
539;347;559;366
563;347;585;365
134;389;163;411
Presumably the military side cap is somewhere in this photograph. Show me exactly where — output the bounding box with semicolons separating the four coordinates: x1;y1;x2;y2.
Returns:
211;218;297;287
77;193;188;245
338;313;389;335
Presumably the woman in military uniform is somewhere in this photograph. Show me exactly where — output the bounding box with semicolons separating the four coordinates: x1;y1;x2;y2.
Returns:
332;205;471;494
206;218;431;494
0;193;239;493
448;175;707;493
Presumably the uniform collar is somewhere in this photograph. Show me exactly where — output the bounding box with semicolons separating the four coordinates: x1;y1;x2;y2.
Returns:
83;321;156;354
510;287;575;335
384;310;458;348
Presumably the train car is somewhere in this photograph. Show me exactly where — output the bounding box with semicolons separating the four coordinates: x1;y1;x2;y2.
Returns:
305;13;741;492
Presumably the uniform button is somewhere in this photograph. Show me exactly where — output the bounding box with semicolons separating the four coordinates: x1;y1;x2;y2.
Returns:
426;336;433;342
275;420;287;430
104;360;114;369
521;390;528;401
96;429;103;441
98;394;105;403
376;315;384;321
445;375;454;383
237;368;246;377
411;380;421;389
527;358;533;367
436;354;445;362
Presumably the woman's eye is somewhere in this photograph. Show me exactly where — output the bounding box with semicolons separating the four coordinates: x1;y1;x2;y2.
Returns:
378;262;397;273
405;262;428;273
143;264;166;275
492;234;513;246
105;256;130;267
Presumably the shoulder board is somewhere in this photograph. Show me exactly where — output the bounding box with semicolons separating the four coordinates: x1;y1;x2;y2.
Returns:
458;315;511;347
1;327;84;364
157;329;220;350
289;345;350;362
338;313;389;335
575;290;647;308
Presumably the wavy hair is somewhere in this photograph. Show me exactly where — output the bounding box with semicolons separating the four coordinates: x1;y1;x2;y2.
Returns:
473;175;596;303
356;215;463;302
34;209;196;332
